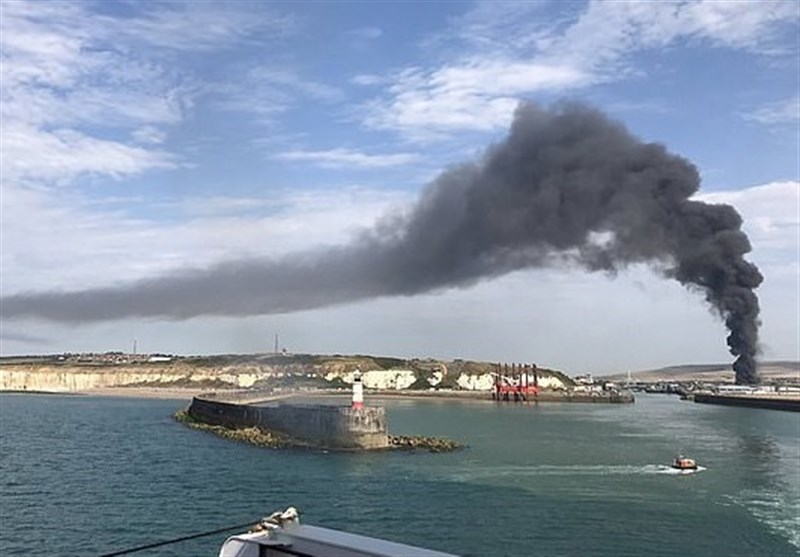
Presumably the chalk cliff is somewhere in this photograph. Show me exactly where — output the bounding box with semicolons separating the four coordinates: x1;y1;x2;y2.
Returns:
0;354;574;393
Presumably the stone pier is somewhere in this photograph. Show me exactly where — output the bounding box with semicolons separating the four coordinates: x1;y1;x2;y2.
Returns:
187;395;389;450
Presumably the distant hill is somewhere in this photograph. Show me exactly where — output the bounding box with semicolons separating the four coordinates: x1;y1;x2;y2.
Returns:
602;361;799;383
0;352;575;392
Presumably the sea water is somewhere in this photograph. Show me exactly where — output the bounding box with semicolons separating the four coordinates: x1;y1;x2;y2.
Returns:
0;393;798;556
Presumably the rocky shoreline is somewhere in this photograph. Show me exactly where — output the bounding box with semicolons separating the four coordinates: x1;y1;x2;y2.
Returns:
388;434;463;452
174;410;313;448
174;410;462;453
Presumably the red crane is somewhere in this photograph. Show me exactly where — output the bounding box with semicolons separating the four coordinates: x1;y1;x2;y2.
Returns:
493;363;539;401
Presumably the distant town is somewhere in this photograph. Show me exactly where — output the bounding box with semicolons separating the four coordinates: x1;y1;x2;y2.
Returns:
0;351;176;365
1;351;797;392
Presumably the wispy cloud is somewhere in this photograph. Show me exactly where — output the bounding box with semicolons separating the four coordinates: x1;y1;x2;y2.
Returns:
742;96;800;126
2;122;177;184
132;126;168;145
535;0;798;73
94;2;296;52
1;2;174;186
275;148;420;168
361;0;798;140
351;74;386;86
251;67;343;102
604;99;673;115
423;1;553;56
0;1;290;187
697;181;800;263
675;0;798;53
363;61;588;140
347;26;383;41
212;66;343;119
0;181;412;294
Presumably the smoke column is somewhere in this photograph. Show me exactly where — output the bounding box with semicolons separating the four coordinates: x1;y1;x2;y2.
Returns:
1;103;763;383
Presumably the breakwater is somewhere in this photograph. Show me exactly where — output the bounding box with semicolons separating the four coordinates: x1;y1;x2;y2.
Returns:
532;390;634;403
187;395;389;449
371;389;634;403
694;393;800;412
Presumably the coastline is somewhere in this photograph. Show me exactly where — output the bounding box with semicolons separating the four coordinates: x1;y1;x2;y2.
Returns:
79;386;223;399
1;386;634;403
1;387;212;400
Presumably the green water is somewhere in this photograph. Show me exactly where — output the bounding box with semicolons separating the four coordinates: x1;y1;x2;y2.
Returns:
0;393;798;556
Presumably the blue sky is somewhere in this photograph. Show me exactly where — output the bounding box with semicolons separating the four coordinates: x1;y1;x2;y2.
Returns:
1;0;798;374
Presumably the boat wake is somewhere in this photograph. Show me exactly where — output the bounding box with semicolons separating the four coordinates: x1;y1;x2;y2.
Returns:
451;463;707;481
654;465;707;475
727;488;800;550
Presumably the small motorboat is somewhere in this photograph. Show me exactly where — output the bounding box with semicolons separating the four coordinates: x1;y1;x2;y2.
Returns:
672;455;698;470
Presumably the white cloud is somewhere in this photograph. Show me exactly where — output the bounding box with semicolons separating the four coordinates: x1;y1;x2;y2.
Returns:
0;1;190;187
697;181;800;264
542;1;796;63
0;182;413;294
742;96;800;126
363;61;588;140
0;1;87;89
351;74;387;86
604;99;673;115
426;1;552;55
533;1;797;78
101;4;294;52
132;126;168;145
275;148;420;168
676;0;798;52
1;123;177;184
362;0;798;140
212;66;343;119
251;68;343;102
0;1;294;189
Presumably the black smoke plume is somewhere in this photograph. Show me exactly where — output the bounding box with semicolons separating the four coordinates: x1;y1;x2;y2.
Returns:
1;103;763;383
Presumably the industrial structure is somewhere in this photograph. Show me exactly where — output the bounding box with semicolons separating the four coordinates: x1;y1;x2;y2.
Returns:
492;363;539;402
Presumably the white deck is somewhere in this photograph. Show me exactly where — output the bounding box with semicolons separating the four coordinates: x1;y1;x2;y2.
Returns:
220;523;458;557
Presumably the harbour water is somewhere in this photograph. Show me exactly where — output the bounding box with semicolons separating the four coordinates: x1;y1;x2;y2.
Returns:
0;392;798;556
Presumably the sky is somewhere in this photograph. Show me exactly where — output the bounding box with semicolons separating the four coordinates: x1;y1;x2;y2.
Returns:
1;0;798;375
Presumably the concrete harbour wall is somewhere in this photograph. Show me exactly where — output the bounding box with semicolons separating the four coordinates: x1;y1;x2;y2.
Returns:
188;396;389;449
694;393;800;412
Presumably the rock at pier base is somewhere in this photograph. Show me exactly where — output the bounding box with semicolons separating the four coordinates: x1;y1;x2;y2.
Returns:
175;410;312;449
389;434;462;453
175;411;463;453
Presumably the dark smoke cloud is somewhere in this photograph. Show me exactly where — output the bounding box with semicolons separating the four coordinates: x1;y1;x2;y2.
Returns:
1;102;763;383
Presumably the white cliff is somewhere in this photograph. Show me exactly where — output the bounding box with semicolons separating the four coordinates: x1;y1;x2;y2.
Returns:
1;357;573;393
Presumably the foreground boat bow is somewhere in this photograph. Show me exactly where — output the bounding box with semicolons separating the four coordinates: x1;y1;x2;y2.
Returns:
220;508;458;557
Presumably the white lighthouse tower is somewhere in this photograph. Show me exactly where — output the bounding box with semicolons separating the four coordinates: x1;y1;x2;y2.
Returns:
351;369;364;410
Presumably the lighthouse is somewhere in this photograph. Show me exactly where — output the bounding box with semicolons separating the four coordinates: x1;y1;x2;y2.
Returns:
351;369;364;410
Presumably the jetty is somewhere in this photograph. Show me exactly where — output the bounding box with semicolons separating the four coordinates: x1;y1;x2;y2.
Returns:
693;392;800;412
186;371;388;450
183;370;463;451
